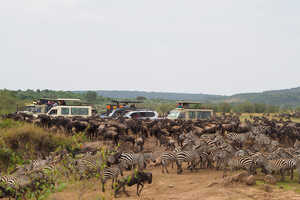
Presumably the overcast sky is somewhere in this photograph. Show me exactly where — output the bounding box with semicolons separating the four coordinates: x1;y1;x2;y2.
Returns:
0;0;299;95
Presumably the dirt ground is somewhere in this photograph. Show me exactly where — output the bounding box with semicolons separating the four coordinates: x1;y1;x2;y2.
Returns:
47;137;300;200
48;167;300;200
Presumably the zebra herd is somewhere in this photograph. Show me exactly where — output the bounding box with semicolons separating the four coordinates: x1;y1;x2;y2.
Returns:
3;114;300;198
65;150;153;194
0;149;154;198
0;154;61;199
153;127;300;184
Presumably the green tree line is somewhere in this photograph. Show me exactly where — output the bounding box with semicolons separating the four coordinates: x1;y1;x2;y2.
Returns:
0;89;111;114
0;89;294;115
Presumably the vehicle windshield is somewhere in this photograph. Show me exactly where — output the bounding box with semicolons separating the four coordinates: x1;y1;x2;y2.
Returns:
24;106;35;112
167;110;180;118
23;106;43;113
197;111;212;119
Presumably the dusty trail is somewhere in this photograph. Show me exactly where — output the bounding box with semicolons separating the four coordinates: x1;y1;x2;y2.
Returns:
49;168;300;200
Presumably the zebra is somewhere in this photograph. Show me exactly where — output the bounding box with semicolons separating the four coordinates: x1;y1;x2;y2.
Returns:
27;153;62;174
212;150;229;170
160;151;177;173
225;132;249;148
265;159;289;181
224;156;256;177
181;138;195;149
101;164;123;192
72;153;104;180
234;150;249;157
211;144;234;171
282;158;297;180
160;146;184;173
175;150;201;174
255;155;290;181
0;171;31;199
119;153;146;170
27;159;51;174
196;151;210;169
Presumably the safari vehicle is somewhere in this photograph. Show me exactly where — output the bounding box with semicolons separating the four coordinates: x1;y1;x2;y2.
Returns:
100;100;144;118
167;101;214;120
18;98;93;117
47;106;92;117
124;110;159;120
18;103;48;114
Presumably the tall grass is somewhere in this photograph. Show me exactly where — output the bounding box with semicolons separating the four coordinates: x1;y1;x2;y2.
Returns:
1;124;73;156
0;124;76;172
0;119;22;129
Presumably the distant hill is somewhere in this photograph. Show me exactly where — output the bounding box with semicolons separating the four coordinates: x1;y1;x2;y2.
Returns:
227;87;300;107
92;90;226;102
84;87;300;107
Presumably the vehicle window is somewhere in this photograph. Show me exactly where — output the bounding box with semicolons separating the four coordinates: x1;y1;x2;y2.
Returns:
145;112;155;117
49;109;57;115
178;112;186;119
25;106;34;112
130;112;139;118
112;109;127;117
167;111;180;118
71;107;89;115
138;112;145;117
197;111;203;119
197;111;212;119
189;111;196;119
61;107;70;115
203;111;212;119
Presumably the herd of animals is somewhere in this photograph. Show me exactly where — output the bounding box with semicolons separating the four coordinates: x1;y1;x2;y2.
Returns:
2;112;300;199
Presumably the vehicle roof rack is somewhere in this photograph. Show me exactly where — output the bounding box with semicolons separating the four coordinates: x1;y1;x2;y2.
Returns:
38;98;81;101
176;101;202;104
56;98;81;101
111;100;144;104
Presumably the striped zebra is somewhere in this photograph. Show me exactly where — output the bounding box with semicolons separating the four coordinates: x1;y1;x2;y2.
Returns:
283;158;297;180
73;153;104;179
160;151;177;173
0;172;31;199
101;164;123;192
212;150;226;170
196;151;210;169
119;153;146;170
212;144;233;171
224;156;256;177
31;161;57;175
30;158;50;167
265;159;289;181
182;138;195;149
160;147;183;173
28;153;62;174
175;150;200;174
255;155;290;181
225;132;249;147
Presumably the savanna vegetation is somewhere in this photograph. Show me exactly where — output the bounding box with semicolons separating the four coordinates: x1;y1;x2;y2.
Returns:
0;118;93;199
2;89;300;116
92;87;300;108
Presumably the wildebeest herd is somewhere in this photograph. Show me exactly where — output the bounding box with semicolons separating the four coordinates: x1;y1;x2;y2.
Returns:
2;112;300;199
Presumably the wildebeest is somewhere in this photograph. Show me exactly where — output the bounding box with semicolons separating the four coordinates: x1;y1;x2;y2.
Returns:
114;171;152;197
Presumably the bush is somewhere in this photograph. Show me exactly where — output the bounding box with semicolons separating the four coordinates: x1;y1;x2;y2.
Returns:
0;124;74;160
0;119;21;129
0;146;24;172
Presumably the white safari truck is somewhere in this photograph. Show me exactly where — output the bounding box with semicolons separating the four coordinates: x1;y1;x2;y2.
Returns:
18;98;93;117
47;105;92;117
167;101;214;120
